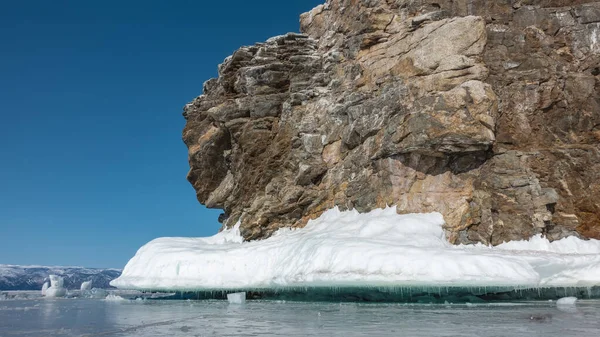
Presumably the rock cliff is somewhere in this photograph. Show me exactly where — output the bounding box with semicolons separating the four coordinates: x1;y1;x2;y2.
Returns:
183;0;600;244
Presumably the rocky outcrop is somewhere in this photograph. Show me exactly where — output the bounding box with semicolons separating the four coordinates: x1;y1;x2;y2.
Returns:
183;0;600;244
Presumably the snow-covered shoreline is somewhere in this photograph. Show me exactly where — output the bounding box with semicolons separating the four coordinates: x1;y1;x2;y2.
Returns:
111;207;600;291
0;265;121;291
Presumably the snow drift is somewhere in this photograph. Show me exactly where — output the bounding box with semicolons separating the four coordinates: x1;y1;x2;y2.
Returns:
111;207;600;291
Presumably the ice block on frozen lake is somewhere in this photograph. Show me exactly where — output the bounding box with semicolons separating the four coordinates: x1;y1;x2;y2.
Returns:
227;292;246;304
41;281;49;296
80;280;92;291
45;275;67;298
557;297;578;306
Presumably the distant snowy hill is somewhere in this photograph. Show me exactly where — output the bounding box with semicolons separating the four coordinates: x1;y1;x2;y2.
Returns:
0;265;121;290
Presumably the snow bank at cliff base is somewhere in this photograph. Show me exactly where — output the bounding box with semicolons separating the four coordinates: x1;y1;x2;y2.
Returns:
111;207;600;291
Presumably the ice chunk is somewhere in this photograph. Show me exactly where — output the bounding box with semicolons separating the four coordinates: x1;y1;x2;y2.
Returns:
45;287;67;298
87;288;109;299
49;274;64;288
556;297;578;306
41;282;49;296
111;206;600;291
104;294;126;301
45;275;66;298
556;296;578;313
80;280;92;291
227;292;246;304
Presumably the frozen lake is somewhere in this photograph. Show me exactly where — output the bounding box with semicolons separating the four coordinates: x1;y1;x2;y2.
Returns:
1;296;599;336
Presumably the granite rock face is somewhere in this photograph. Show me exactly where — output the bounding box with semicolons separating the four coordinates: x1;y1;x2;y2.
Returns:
183;0;600;244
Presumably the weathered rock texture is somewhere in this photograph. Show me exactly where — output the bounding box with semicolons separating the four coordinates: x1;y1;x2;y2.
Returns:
183;0;600;244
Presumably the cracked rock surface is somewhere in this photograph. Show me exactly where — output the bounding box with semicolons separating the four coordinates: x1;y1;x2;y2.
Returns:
183;0;600;244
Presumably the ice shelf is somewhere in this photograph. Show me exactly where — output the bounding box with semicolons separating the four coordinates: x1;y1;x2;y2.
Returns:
111;207;600;295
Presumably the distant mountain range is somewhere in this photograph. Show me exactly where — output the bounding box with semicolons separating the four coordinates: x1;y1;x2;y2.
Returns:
0;265;121;291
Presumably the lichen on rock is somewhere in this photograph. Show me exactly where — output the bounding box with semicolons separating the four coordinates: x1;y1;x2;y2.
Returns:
183;0;600;244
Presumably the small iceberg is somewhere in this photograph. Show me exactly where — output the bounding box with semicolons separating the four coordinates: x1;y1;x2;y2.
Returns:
85;288;109;299
556;297;578;306
80;280;93;291
227;292;246;304
41;281;49;296
45;275;67;298
556;296;578;313
104;294;126;301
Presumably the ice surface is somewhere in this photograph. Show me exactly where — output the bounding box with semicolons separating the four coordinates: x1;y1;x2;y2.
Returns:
80;280;92;291
45;275;66;298
3;299;600;337
227;292;246;304
111;207;600;291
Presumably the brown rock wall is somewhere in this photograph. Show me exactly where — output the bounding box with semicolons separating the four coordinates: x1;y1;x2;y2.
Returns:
183;0;600;243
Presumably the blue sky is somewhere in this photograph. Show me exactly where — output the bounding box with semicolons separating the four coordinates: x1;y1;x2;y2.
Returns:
0;0;323;268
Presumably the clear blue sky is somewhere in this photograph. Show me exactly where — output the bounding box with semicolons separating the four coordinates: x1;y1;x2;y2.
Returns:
0;0;323;268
